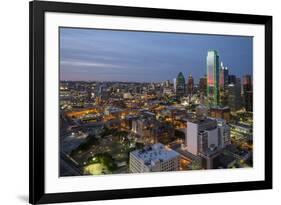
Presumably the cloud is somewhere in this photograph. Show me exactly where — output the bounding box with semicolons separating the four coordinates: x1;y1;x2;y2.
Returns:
59;27;252;82
60;60;124;69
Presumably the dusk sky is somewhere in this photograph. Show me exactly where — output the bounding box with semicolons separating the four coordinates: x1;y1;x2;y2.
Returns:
60;27;253;83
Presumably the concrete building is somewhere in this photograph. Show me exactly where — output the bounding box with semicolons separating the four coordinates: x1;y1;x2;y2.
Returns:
199;75;207;95
98;85;109;100
163;87;173;96
187;74;194;96
123;92;133;99
230;123;252;135
129;143;181;173
195;104;208;119
209;106;230;122
131;115;158;144
199;148;222;169
184;117;230;169
132;118;154;138
242;75;253;112
200;128;219;150
228;78;242;111
132;116;174;144
216;118;231;148
185;118;217;155
219;62;229;88
104;106;122;116
173;78;177;93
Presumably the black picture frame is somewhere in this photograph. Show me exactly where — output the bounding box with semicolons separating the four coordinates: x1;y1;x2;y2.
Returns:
29;0;272;204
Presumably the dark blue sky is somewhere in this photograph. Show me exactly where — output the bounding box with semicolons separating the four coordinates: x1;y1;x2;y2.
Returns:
60;27;253;83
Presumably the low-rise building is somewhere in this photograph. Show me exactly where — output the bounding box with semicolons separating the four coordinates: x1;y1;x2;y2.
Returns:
209;106;230;122
129;143;180;173
230;123;252;135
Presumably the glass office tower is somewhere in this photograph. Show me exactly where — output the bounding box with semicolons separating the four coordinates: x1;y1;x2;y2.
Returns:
207;50;220;106
176;72;186;98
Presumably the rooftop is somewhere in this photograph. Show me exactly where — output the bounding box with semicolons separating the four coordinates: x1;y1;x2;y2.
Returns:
130;143;180;166
183;117;216;125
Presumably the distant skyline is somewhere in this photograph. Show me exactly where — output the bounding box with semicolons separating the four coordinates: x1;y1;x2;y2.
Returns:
60;28;253;83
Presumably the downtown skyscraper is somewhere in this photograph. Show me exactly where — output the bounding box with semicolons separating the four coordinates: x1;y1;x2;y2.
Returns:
228;78;242;111
207;50;220;106
199;75;207;95
219;62;229;106
243;75;253;112
219;62;229;88
176;72;186;98
187;74;194;96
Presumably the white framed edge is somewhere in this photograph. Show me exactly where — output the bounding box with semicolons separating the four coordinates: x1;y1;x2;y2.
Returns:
44;12;265;194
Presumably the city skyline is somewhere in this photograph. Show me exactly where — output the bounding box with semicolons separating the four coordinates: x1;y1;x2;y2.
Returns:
59;28;253;176
60;28;253;83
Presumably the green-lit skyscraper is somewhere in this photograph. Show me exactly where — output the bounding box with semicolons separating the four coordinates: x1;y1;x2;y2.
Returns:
207;50;220;106
176;72;186;98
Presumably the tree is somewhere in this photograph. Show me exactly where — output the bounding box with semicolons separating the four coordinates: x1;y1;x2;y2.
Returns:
191;160;202;170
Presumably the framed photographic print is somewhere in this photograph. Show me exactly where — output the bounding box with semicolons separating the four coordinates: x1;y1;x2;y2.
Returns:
29;0;272;204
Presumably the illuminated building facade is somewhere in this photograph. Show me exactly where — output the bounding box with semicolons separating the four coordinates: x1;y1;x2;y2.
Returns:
242;75;253;112
209;106;230;122
132;117;156;139
207;50;220;106
187;74;194;96
219;62;229;88
228;78;242;111
199;75;207;95
219;63;229;106
176;72;186;98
